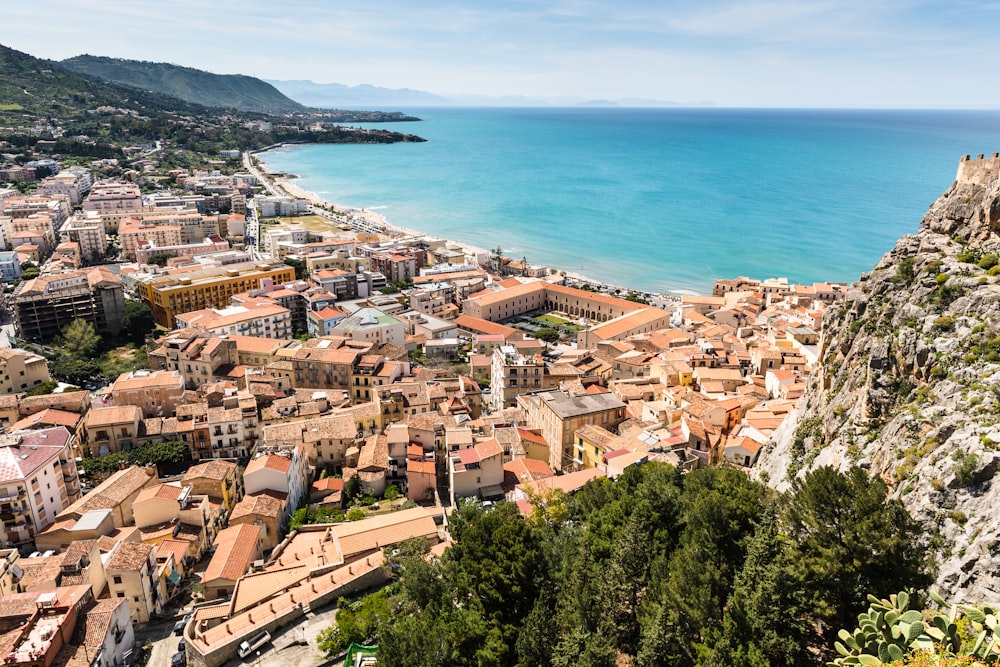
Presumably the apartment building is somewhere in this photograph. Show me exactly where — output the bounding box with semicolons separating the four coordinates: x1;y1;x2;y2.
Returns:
37;172;87;205
134;236;230;265
0;347;51;395
489;345;559;412
243;447;307;526
175;301;292;340
59;212;107;264
330;307;405;347
0;251;20;281
12;267;125;341
118;219;183;261
3;212;58;252
83;406;142;457
54;466;158;529
136;262;296;328
107;369;186;418
517;388;627;472
0;428;80;549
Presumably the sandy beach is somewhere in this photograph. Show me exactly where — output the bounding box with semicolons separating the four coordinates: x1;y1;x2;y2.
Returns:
252;152;679;303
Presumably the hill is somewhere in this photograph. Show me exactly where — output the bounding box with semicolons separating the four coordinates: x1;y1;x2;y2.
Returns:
755;153;1000;604
0;43;208;119
60;55;305;114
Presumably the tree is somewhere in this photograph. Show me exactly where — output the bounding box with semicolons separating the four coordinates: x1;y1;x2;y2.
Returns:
384;484;400;501
56;319;100;359
25;380;57;396
535;327;561;344
21;265;40;279
120;300;156;344
283;257;307;280
780;466;932;637
146;252;173;267
344;473;363;503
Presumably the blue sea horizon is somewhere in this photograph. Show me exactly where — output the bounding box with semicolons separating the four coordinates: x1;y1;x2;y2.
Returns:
259;107;1000;294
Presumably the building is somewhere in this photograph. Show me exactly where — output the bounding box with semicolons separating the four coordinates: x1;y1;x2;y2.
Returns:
243;449;307;527
202;523;263;601
517;388;627;472
449;439;504;505
0;348;51;395
330;307;405;347
118;219;183;261
0;251;20;281
489;345;557;412
181;460;242;515
105;541;166;623
55;466;158;529
107;369;186;419
175;301;292;340
0;428;80;549
136;262;296;329
58;212;107;264
11;267;125;341
83;406;142;457
134;236;231;265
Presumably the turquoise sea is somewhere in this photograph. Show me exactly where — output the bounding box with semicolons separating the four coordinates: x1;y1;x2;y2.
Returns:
259;108;1000;294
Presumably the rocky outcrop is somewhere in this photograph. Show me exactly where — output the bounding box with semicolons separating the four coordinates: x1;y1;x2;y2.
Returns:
754;156;1000;604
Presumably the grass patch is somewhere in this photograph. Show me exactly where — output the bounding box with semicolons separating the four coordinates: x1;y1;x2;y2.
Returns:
535;313;572;326
0;104;24;111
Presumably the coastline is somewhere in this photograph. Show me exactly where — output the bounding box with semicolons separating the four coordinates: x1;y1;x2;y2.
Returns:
252;149;682;303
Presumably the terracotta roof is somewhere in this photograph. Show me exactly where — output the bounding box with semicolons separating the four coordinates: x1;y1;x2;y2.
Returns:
205;524;261;583
9;409;81;431
182;459;236;482
231;491;286;521
107;542;153;571
245;453;292;475
135;483;183;504
86;405;140;427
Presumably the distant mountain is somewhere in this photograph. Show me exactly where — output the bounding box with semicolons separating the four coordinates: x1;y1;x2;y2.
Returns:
268;78;712;108
60;55;304;114
267;79;448;108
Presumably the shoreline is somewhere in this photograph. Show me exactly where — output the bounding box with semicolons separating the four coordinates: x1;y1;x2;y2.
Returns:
252;150;684;303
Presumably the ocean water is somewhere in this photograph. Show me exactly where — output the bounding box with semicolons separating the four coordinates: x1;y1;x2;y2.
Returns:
259;108;1000;294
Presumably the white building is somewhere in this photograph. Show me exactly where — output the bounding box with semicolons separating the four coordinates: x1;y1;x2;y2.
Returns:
0;428;81;549
330;306;405;347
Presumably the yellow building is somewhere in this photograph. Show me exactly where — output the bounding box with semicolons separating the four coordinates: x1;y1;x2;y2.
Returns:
0;347;51;394
137;262;296;328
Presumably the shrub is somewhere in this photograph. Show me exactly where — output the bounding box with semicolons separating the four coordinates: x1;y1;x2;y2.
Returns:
953;451;981;486
346;507;366;521
978;252;999;270
933;315;955;331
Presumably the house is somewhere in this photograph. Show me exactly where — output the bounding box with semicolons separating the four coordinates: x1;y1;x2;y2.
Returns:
83;405;142;457
0;348;50;395
106;542;166;624
229;491;286;551
55;466;158;529
449;439;504;505
106;369;185;418
243;448;307;527
202;523;264;601
181;460;243;515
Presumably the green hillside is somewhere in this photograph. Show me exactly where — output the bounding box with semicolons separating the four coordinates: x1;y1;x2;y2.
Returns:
0;43;208;119
60;55;305;113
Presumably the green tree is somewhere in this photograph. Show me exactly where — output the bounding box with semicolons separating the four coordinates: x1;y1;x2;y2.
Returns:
535;327;561;344
781;466;932;636
120;300;156;344
283;257;307;280
56;319;100;359
344;474;363;503
25;380;58;396
146;252;173;267
383;484;400;501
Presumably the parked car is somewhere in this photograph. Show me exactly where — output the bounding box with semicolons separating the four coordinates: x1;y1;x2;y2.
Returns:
173;613;192;636
171;652;186;667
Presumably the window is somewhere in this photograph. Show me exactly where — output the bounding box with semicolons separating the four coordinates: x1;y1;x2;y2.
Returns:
116;591;124;598
113;575;123;585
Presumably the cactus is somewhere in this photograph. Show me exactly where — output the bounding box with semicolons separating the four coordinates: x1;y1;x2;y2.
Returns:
827;591;1000;666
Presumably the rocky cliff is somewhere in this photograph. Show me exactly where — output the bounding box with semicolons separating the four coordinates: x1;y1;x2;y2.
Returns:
754;154;1000;604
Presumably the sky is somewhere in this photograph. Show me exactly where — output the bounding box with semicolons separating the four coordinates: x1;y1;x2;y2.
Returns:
4;0;1000;107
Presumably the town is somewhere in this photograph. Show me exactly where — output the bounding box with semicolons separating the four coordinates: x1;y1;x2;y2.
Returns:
0;145;846;667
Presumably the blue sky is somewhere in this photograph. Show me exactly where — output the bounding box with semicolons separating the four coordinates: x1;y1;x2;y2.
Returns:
4;0;999;107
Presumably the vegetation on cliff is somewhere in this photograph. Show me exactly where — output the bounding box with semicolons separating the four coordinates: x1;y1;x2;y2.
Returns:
754;157;1000;603
325;463;929;666
59;55;307;114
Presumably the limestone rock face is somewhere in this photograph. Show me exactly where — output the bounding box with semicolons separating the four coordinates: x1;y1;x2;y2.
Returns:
754;157;1000;604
